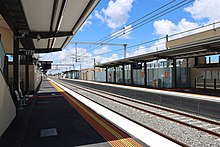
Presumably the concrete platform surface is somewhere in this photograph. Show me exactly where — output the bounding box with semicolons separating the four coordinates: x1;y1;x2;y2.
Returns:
0;79;143;147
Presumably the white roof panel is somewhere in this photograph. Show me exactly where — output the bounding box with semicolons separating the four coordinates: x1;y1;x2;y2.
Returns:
21;0;53;31
60;0;90;31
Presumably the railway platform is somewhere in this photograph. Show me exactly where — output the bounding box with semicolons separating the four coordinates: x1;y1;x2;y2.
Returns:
0;78;147;147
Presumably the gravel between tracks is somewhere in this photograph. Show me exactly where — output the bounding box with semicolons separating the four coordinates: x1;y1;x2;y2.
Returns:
54;79;220;147
72;85;220;147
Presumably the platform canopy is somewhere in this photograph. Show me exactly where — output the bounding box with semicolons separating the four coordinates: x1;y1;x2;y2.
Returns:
96;27;220;68
0;0;99;53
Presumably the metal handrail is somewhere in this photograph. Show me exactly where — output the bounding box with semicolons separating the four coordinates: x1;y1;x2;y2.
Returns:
195;78;220;90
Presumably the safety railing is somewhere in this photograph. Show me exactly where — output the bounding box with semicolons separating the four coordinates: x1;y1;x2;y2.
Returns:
195;78;220;90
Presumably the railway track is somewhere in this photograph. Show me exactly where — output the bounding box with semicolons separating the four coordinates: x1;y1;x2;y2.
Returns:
52;78;220;146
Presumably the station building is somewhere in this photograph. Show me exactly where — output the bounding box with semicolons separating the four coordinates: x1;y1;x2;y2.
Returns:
95;25;220;91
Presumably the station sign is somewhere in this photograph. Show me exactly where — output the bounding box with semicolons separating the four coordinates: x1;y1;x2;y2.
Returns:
26;50;35;55
39;61;53;70
133;63;142;70
19;50;35;55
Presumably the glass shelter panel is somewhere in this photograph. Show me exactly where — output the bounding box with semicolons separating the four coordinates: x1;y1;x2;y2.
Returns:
176;59;191;88
116;66;123;83
124;64;131;84
147;60;173;88
133;63;144;85
96;71;106;82
108;67;115;83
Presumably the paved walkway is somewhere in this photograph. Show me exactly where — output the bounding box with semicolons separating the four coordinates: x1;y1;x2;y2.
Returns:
0;79;110;147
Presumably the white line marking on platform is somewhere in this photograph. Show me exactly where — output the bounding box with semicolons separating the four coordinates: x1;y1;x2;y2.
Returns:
40;128;58;137
51;79;181;147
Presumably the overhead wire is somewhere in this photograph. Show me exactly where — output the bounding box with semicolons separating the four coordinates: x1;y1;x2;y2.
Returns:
79;0;194;57
81;0;177;50
87;19;220;59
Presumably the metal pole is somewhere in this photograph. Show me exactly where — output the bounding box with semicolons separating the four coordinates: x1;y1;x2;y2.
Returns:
93;58;95;81
122;64;125;84
79;64;81;79
106;67;108;82
186;58;190;87
123;44;127;59
4;55;8;84
172;59;177;88
195;78;197;90
13;37;19;92
75;43;77;62
214;79;216;90
131;64;133;85
114;66;116;83
25;55;29;94
144;62;147;86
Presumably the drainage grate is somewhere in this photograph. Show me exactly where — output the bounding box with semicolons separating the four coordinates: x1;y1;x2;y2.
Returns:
40;128;58;137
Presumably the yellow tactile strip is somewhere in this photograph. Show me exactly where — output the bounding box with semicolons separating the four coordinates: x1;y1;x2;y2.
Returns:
49;80;142;147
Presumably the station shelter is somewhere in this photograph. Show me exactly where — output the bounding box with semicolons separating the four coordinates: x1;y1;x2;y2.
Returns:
96;25;220;90
63;70;80;79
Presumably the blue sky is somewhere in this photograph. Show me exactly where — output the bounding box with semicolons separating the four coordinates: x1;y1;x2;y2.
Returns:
41;0;220;73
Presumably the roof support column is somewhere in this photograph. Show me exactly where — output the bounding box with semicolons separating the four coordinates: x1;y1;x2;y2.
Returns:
4;55;8;84
144;62;147;86
114;66;116;83
106;67;108;82
186;58;190;88
122;64;125;84
25;55;30;94
13;37;20;93
131;64;133;85
172;59;177;88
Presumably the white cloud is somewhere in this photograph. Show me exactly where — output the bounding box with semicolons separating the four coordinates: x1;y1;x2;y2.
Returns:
153;19;176;37
94;10;105;23
185;0;220;23
40;45;119;71
127;46;147;57
154;19;199;37
96;53;119;64
127;39;167;58
93;46;111;55
153;0;220;40
95;0;134;29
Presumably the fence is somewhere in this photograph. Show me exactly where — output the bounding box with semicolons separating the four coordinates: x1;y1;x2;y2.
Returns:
195;78;220;90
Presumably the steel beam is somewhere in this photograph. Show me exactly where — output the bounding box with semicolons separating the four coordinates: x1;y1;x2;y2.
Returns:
13;37;19;92
25;55;29;94
106;67;108;82
122;64;125;84
131;64;133;85
144;62;147;86
172;59;177;88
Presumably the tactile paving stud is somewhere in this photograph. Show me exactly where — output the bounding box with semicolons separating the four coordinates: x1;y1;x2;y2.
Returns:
40;128;58;137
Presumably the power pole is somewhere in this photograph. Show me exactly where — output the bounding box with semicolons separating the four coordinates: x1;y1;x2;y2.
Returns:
123;44;127;58
79;64;81;80
93;58;95;81
75;43;77;62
